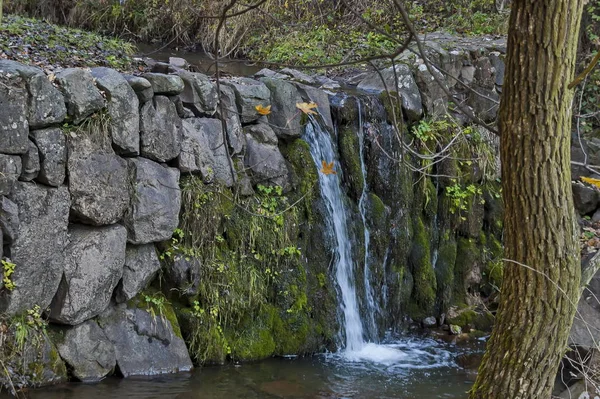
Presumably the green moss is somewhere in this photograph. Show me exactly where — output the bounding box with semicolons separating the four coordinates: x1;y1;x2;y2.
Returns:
435;231;457;311
447;309;494;332
338;125;364;201
379;91;404;126
453;237;481;304
423;179;438;219
408;217;437;316
280;139;319;221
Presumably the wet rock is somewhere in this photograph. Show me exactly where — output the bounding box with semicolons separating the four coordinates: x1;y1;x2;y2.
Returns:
422;316;437;327
222;77;271;124
30;127;67;187
1;183;70;315
357;65;423;122
99;302;193;377
92;67;140;155
573;182;600;215
140;96;182;162
55;320;116;382
165;256;201;297
177;70;218;116
219;85;245;155
55;68;105;124
142;73;184;95
68;151;130;226
245;134;290;188
280;68;315;84
178;118;235;187
260;77;303;139
115;244;161;303
20;140;40;181
0;155;22;196
0;63;29;154
244;123;278;145
50;224;126;325
0;197;19;244
314;75;341;90
123;74;154;103
124;158;181;244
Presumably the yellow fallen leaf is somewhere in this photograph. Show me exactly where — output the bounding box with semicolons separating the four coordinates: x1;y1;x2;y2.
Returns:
320;160;337;175
296;102;318;115
582;176;600;189
255;104;271;115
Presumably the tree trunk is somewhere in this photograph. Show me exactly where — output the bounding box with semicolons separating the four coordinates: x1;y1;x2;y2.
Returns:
469;1;585;398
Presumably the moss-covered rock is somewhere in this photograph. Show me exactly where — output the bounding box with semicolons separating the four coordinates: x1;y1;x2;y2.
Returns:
435;230;457;312
447;308;495;332
338;125;364;202
407;216;437;318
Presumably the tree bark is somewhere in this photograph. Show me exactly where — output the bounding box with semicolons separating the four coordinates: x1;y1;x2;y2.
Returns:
469;1;585;398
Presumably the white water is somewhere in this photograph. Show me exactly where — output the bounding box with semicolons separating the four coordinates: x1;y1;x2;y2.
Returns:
304;119;365;352
305;117;434;365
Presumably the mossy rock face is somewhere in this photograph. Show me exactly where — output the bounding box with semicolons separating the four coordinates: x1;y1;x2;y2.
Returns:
379;91;404;126
338;125;364;202
435;231;458;312
407;216;437;317
0;320;67;393
423;178;439;219
454;237;482;304
447;309;495;332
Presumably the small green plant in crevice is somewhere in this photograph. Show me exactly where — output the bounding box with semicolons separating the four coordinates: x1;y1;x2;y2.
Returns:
143;292;168;322
10;305;47;353
1;259;16;292
445;180;484;220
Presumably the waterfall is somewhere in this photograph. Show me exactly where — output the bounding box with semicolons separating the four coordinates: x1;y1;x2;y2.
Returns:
356;101;379;340
303;118;366;352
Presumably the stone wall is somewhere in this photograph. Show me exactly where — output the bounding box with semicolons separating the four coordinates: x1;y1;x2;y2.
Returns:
0;36;512;391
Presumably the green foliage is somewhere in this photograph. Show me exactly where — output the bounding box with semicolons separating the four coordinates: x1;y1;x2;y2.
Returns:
1;259;16;292
445;180;484;219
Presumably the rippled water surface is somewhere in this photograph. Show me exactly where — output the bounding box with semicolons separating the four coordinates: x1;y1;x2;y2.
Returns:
23;337;481;399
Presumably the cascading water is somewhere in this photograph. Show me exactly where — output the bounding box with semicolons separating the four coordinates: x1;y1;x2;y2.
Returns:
304;118;366;352
305;109;457;368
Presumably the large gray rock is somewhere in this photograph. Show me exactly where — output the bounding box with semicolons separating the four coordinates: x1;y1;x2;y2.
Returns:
222;77;271;123
92;67;140;155
244;134;289;188
50;224;126;325
0;196;19;244
295;83;333;131
123;74;154;103
357;65;423;122
569;290;600;349
142;73;184;95
140;96;182;162
573;182;600;215
177;70;218;116
68;151;130;226
55;68;105;124
280;68;315;85
415;63;448;117
30;127;67;187
1;183;70;314
165;256;201;297
178;118;235;187
0;155;22;196
0;60;66;129
55;320;116;382
219;85;245;155
125;158;181;244
20;139;40;181
260;77;303;139
0;62;29;154
115;244;161;303
244;123;278;145
99;303;193;377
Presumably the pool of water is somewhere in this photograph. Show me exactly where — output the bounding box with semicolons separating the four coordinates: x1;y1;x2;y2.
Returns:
22;337;481;399
134;44;261;76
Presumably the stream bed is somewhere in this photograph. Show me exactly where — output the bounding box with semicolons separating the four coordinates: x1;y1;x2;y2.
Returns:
22;337;481;399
